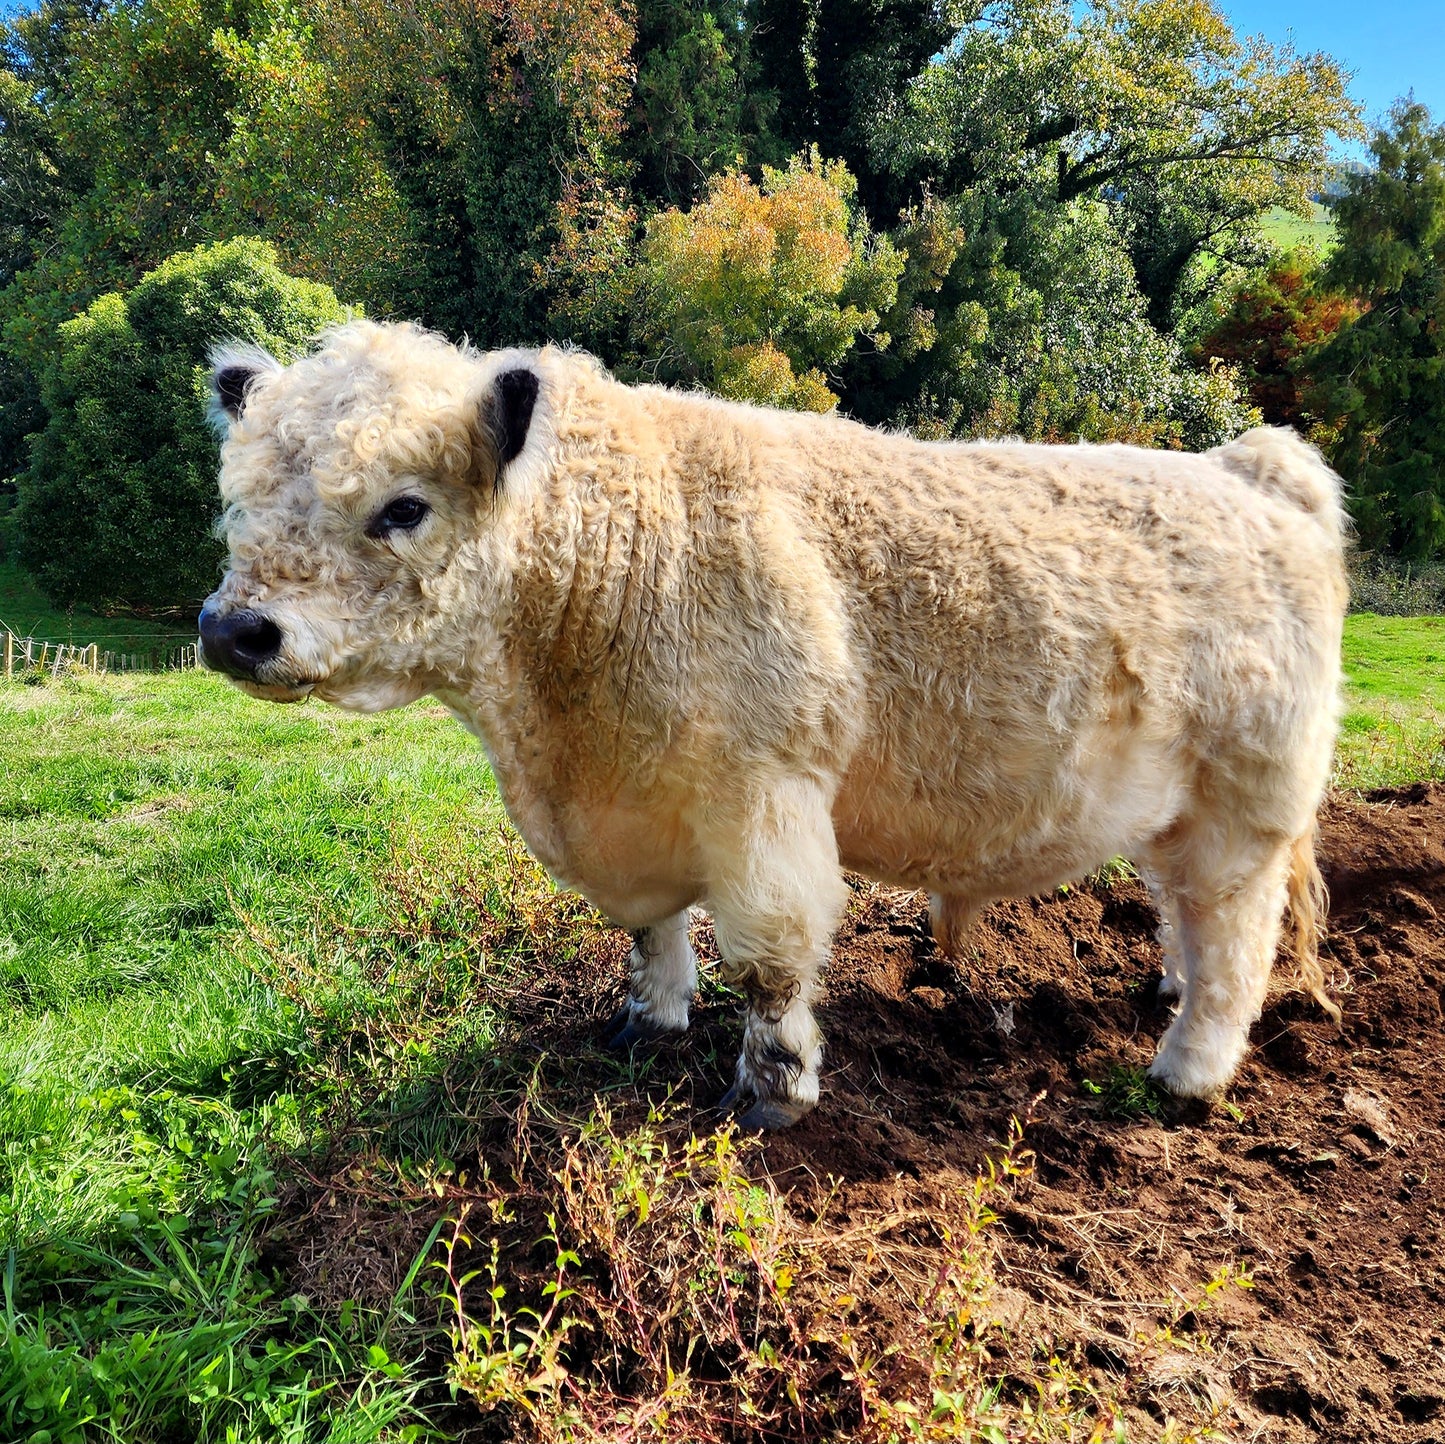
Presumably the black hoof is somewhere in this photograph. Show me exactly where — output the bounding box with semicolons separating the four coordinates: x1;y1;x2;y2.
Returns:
603;1002;675;1052
717;1084;808;1131
734;1099;808;1131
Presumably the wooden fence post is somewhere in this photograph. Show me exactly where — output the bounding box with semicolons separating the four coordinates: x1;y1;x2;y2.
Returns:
4;631;12;679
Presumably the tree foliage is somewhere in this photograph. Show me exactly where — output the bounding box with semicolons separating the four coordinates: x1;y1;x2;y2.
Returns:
1198;252;1362;430
2;0;1395;610
624;0;776;208
16;238;348;611
1310;103;1445;558
845;188;1256;447
638;152;903;410
876;0;1358;326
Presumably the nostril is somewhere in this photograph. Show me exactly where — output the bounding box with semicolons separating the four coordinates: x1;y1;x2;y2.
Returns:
199;607;284;677
230;614;283;663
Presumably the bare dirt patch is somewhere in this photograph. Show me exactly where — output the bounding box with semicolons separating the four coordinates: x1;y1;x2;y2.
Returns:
750;783;1445;1442
272;785;1445;1440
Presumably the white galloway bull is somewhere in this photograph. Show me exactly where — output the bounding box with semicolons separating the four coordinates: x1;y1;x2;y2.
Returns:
201;320;1347;1129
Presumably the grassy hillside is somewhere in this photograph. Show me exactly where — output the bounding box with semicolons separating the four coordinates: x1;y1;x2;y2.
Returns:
0;558;195;648
1259;201;1337;254
1;615;1440;1440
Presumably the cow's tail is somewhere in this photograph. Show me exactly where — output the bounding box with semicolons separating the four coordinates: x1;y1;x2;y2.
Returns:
1285;827;1341;1024
1211;426;1350;552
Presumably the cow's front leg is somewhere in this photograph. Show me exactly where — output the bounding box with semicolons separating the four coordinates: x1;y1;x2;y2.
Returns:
605;909;698;1048
701;778;849;1130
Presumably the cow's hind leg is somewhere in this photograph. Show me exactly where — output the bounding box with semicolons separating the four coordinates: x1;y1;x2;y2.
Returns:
929;892;978;958
700;777;849;1130
1139;866;1187;1002
604;910;697;1048
1144;833;1294;1098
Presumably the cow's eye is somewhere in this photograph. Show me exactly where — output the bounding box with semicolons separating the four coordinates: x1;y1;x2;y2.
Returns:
368;495;429;537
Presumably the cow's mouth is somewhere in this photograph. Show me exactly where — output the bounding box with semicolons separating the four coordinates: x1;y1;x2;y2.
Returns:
236;678;317;703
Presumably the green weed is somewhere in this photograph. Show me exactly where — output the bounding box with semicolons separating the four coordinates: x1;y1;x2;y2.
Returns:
1082;1065;1168;1122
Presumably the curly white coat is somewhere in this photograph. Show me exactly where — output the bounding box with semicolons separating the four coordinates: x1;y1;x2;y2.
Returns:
205;320;1348;1126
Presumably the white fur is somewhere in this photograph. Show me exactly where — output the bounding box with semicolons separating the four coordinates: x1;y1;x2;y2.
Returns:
206;320;1349;1121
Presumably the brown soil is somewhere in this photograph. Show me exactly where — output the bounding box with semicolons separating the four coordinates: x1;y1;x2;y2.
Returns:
748;783;1445;1442
277;785;1445;1441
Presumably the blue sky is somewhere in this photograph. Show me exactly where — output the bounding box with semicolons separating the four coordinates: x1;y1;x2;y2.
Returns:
1218;1;1444;145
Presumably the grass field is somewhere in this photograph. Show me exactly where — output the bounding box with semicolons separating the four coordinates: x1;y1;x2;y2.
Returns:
2;614;1440;1441
1259;201;1337;255
1337;613;1445;787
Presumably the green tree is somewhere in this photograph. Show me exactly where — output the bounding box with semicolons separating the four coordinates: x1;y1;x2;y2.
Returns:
16;238;349;611
2;0;251;354
1311;102;1445;557
637;150;903;410
316;0;637;349
624;0;778;208
0;2;101;483
1;0;253;489
209;0;412;309
874;0;1358;327
845;189;1256;447
750;0;949;217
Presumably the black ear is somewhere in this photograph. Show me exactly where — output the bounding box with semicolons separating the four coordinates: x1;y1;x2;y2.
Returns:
492;367;539;468
209;343;280;424
213;365;256;420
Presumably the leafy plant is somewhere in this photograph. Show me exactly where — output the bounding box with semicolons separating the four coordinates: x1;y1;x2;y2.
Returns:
1082;1064;1168;1121
637;149;903;411
15;237;348;613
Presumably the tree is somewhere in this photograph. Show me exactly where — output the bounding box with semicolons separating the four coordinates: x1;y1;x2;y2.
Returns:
636;150;903;410
0;2;102;482
15;238;349;611
1;0;251;486
844;188;1256;447
317;0;638;349
874;0;1358;327
1311;102;1445;557
750;0;949;218
209;0;413;309
624;0;778;208
1197;252;1361;430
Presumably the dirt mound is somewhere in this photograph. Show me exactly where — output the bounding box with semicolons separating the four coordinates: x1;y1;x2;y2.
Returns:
738;783;1445;1441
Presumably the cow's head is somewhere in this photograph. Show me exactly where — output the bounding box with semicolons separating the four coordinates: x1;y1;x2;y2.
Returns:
200;320;549;710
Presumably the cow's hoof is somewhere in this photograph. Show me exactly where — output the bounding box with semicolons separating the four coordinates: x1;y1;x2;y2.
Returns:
717;1083;809;1131
603;1000;680;1051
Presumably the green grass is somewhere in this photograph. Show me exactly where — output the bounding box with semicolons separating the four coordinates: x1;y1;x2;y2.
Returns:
1259;202;1336;255
1;610;1439;1440
1;671;508;1441
0;558;195;649
1337;613;1445;789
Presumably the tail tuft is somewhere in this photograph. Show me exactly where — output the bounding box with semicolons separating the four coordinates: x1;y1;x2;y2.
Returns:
1286;828;1342;1025
1211;426;1350;550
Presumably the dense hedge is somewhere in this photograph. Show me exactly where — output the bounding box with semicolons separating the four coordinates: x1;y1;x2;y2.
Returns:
15;239;348;613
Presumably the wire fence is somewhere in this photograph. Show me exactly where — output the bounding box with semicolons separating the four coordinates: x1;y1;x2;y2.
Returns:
2;625;200;679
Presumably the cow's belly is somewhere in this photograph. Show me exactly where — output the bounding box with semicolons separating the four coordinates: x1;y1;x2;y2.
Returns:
832;727;1184;898
534;791;703;929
